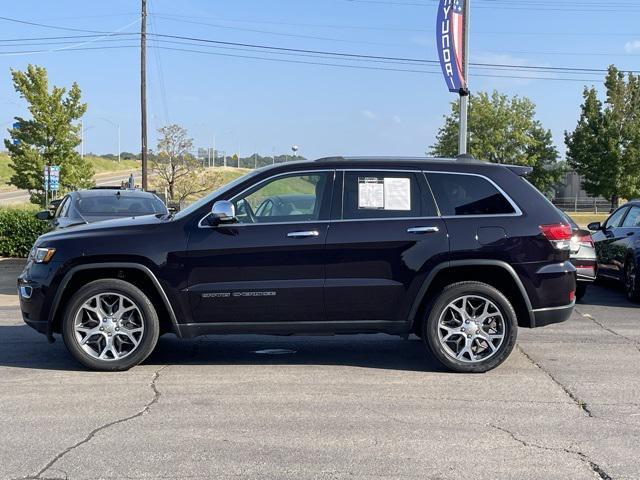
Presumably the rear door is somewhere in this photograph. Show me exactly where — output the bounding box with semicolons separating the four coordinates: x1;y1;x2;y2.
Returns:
324;169;448;324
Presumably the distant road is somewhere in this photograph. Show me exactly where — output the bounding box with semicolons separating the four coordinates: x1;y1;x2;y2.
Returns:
0;171;142;205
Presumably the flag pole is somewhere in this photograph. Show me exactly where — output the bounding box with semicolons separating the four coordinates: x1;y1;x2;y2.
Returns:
458;0;470;155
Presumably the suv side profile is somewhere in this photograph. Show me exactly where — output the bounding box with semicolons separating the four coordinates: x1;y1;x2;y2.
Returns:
18;157;576;373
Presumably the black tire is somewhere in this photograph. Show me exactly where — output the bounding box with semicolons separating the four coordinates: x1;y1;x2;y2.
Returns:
62;279;160;371
624;258;640;303
422;281;518;373
575;283;587;302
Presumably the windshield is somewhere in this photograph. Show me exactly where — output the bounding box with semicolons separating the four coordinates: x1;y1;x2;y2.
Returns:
76;194;167;216
173;168;262;219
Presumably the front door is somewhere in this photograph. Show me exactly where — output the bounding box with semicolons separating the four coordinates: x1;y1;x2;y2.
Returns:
186;170;334;324
594;206;629;278
324;170;449;323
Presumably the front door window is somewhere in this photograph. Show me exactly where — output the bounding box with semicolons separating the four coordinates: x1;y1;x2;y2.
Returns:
232;173;331;224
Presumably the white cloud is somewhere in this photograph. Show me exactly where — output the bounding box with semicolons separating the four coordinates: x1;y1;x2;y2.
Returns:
362;109;377;120
624;40;640;53
392;115;401;124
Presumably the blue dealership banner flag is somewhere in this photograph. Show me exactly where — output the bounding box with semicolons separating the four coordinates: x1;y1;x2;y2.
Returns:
49;166;60;191
436;0;467;93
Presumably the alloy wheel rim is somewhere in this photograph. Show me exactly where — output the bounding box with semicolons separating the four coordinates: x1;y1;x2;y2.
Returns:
437;295;506;363
73;292;145;361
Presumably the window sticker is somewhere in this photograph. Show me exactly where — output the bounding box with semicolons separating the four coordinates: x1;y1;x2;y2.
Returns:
357;176;411;210
384;177;411;211
358;178;385;209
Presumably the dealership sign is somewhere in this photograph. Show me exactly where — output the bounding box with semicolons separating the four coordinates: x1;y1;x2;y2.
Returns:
436;0;467;93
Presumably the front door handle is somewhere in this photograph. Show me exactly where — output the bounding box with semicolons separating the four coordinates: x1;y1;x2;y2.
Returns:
287;230;320;238
407;226;440;234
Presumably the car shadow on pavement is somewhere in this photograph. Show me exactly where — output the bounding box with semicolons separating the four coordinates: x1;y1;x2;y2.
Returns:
0;324;445;373
577;280;639;308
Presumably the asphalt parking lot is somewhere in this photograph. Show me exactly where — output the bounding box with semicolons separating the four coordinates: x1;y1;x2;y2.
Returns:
0;258;639;480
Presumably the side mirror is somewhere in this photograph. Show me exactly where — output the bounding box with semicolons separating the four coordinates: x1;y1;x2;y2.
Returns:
207;200;236;226
587;222;602;231
35;210;52;221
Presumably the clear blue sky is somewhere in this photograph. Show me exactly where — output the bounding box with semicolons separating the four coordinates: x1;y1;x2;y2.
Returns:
1;0;638;159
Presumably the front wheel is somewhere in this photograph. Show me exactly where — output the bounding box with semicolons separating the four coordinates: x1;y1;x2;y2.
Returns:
62;279;160;371
422;282;518;373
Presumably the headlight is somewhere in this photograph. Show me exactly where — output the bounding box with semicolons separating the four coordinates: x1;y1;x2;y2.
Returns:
33;247;56;264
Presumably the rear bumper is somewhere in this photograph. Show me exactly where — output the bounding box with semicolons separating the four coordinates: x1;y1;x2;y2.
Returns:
531;301;575;328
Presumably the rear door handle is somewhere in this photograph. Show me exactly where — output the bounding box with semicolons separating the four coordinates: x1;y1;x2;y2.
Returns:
407;226;440;234
287;230;320;238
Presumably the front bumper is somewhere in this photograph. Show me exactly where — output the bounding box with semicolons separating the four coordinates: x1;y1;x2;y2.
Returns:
531;301;575;328
18;260;61;342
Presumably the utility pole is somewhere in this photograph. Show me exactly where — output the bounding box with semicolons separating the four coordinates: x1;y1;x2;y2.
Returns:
458;0;471;155
140;0;148;190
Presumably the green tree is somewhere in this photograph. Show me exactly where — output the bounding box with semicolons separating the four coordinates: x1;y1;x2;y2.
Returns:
4;65;93;205
430;91;564;194
565;66;640;209
152;124;221;203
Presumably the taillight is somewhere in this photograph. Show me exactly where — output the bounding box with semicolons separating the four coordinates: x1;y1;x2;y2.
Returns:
540;224;572;250
574;233;594;248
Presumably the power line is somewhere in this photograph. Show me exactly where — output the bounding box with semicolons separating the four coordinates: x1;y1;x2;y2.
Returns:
0;15;106;33
150;45;603;82
1;32;638;60
344;0;640;12
0;40;604;82
1;31;636;76
151;13;410;47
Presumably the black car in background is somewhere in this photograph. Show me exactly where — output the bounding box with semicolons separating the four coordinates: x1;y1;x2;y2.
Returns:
560;211;597;301
589;200;640;301
37;188;168;230
19;157;576;373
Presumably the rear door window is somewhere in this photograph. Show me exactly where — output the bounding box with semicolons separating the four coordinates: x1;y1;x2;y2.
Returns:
425;172;516;216
342;171;436;220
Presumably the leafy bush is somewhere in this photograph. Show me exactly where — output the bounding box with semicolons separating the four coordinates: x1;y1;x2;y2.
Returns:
0;207;51;257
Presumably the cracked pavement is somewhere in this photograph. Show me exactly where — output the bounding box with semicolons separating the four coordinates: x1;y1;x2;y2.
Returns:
1;259;639;479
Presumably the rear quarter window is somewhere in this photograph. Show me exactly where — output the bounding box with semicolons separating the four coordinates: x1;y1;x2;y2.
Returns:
425;172;516;216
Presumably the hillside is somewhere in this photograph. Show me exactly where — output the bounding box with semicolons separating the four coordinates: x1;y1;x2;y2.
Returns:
0;153;141;188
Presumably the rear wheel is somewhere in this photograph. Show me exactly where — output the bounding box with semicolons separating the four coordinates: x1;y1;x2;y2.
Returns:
62;279;160;371
624;258;640;303
575;283;587;302
422;282;518;373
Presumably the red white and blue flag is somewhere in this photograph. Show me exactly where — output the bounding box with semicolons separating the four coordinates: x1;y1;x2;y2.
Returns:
436;0;467;93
